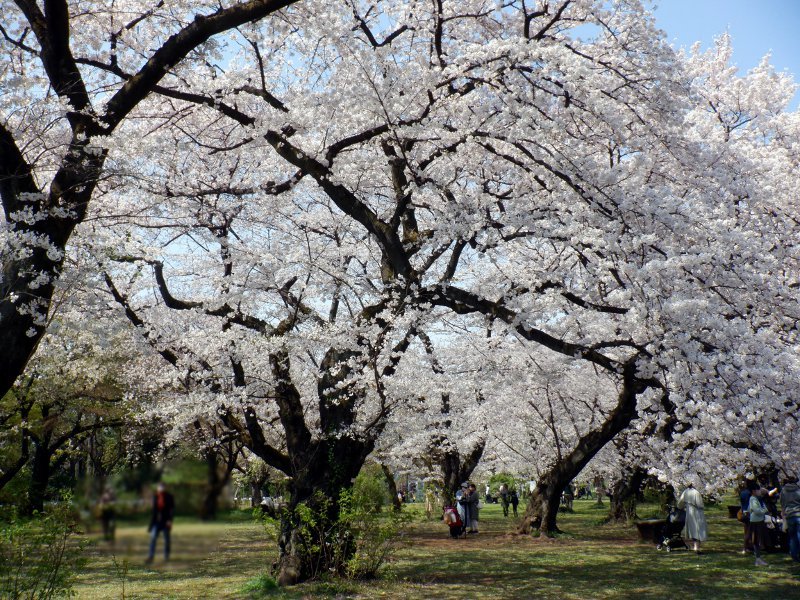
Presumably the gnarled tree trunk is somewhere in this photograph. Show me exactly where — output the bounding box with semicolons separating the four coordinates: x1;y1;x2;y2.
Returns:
607;467;647;524
275;433;372;585
518;362;651;537
381;464;402;512
438;438;486;508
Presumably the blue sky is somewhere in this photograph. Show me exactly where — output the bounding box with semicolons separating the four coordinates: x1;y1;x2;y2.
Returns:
652;0;800;107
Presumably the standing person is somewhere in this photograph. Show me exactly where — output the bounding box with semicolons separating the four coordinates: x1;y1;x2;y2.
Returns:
510;488;519;517
146;482;175;564
677;483;708;554
563;482;575;511
739;480;757;554
780;475;800;563
499;483;510;517
456;483;470;532
748;488;769;566
98;487;117;542
468;483;480;534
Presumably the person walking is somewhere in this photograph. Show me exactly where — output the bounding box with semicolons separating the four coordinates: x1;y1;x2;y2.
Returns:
563;482;575;511
146;482;175;564
748;488;769;566
780;475;800;563
510;488;519;517
677;483;708;554
499;483;510;517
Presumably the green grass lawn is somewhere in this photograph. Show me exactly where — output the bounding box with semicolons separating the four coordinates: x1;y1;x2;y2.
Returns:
71;498;799;599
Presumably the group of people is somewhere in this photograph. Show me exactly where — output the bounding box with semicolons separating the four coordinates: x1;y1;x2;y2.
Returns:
738;476;800;566
456;482;481;534
497;483;520;517
674;475;800;566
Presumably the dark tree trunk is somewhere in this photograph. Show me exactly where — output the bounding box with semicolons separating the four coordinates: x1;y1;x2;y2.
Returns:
200;449;224;521
607;468;647;524
436;437;486;508
27;442;53;515
381;464;402;512
525;481;564;534
250;480;264;507
275;434;372;586
518;362;651;537
270;348;382;586
594;475;606;506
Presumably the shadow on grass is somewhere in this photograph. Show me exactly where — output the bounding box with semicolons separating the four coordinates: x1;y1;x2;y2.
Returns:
71;501;799;600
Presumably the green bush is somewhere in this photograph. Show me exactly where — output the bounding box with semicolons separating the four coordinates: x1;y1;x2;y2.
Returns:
0;499;87;599
254;486;410;583
488;473;518;494
352;464;390;513
338;489;411;580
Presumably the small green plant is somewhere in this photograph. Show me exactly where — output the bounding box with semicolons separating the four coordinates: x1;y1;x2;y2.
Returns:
0;496;87;599
241;573;278;598
111;554;130;600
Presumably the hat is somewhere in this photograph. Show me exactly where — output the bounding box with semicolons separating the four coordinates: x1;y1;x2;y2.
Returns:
460;482;469;489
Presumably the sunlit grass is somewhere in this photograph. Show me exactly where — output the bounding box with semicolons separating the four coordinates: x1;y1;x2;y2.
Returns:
70;497;799;599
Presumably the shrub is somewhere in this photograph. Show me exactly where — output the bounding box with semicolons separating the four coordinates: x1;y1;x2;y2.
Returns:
0;499;87;599
338;488;411;580
352;465;391;513
488;473;518;494
254;486;411;583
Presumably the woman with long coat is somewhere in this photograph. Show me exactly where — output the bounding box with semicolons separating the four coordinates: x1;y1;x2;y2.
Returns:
677;484;708;554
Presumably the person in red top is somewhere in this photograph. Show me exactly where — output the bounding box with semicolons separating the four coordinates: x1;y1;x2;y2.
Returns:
146;482;175;564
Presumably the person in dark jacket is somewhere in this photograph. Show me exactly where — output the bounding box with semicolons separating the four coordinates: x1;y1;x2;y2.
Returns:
510;488;519;517
458;483;477;534
739;479;757;554
468;483;480;533
146;482;175;564
780;475;800;562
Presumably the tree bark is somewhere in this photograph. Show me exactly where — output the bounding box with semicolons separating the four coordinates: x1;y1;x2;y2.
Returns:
606;468;647;524
517;361;653;536
200;449;224;521
275;434;372;585
26;441;53;515
438;437;486;508
381;464;402;512
524;481;564;534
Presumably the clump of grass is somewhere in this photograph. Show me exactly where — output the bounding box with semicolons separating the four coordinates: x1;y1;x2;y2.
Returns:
241;573;278;597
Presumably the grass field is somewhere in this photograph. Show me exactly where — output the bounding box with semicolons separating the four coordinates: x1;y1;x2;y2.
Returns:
71;498;799;599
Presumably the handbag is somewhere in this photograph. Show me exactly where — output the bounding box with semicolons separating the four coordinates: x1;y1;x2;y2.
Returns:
736;509;749;523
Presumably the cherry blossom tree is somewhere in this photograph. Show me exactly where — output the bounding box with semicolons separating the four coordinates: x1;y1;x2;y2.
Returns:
5;0;798;581
0;0;300;398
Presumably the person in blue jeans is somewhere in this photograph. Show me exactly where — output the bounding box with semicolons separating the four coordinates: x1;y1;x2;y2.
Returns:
780;475;800;562
146;482;175;564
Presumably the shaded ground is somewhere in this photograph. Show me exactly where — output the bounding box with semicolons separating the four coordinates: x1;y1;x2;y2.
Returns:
71;498;800;599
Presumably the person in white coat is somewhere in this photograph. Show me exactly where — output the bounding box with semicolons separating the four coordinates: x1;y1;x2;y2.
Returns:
677;484;708;554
